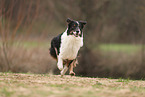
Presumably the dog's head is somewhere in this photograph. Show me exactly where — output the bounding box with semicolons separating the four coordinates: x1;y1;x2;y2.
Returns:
66;18;86;37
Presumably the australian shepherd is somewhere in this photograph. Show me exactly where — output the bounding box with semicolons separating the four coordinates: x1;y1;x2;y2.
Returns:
49;18;86;76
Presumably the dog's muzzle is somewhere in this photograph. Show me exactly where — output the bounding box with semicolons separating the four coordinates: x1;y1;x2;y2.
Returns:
70;31;80;37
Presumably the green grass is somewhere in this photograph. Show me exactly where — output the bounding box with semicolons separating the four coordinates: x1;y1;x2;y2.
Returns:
0;40;143;53
20;41;49;48
0;41;50;48
99;44;142;53
130;86;145;92
116;78;130;83
0;87;15;97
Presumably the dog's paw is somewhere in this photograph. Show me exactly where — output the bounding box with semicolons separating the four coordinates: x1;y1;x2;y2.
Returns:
60;74;64;78
60;70;63;76
69;71;75;76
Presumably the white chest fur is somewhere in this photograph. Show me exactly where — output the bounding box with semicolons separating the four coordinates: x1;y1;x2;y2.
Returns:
59;31;83;60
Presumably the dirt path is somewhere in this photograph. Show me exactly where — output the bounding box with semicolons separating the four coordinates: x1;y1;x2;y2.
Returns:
0;73;145;97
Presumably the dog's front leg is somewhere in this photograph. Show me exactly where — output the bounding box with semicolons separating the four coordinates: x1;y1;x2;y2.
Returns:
57;56;63;70
60;65;68;76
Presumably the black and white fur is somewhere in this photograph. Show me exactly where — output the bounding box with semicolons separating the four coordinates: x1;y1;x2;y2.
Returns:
49;18;86;76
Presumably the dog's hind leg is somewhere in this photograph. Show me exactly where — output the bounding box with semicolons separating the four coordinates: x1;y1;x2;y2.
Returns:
54;48;58;56
69;60;76;76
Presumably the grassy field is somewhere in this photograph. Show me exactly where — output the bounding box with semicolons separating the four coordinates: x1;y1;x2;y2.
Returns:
0;72;145;97
0;40;142;52
22;42;143;54
98;44;142;54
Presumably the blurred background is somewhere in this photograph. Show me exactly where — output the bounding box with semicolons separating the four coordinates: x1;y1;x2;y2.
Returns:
0;0;145;79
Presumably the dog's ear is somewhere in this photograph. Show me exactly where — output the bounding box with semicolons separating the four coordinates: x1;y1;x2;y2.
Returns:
79;21;87;25
79;21;87;29
67;18;72;23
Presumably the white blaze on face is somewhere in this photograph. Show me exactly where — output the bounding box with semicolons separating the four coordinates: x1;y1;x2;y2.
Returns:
73;21;81;36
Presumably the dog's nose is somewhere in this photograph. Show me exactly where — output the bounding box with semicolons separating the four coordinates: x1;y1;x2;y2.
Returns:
76;31;79;34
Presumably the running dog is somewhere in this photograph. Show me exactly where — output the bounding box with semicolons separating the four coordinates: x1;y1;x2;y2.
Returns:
49;18;86;76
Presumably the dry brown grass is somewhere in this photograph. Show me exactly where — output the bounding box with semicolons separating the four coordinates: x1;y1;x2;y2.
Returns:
0;41;56;74
0;72;145;97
